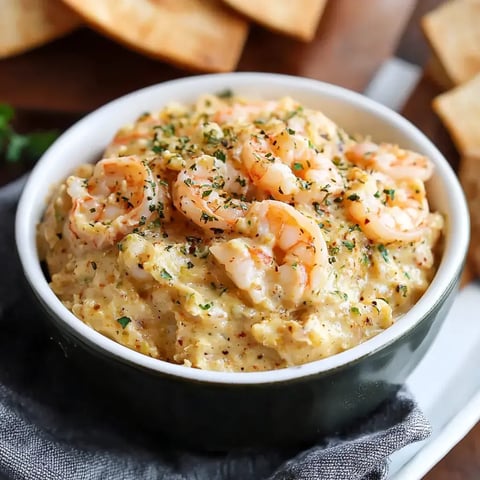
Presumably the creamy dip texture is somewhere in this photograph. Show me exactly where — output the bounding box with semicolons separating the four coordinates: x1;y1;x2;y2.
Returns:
38;93;443;372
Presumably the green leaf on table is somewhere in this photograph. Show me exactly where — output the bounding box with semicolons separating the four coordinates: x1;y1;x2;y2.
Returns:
24;131;59;159
0;104;14;129
0;103;60;164
6;134;29;163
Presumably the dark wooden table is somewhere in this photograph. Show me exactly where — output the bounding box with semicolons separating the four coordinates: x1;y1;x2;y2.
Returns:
0;0;478;477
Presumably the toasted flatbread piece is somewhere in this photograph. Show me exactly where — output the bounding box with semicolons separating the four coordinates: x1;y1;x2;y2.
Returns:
422;0;480;85
222;0;327;41
0;0;80;59
61;0;249;72
459;156;480;278
433;74;480;158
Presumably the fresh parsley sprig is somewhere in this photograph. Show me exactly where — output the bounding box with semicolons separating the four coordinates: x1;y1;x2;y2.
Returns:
0;104;59;164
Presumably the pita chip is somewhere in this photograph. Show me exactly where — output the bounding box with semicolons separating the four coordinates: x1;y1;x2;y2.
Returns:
61;0;249;72
0;0;80;59
222;0;327;41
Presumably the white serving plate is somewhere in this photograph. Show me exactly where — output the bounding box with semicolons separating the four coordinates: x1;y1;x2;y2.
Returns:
389;281;480;478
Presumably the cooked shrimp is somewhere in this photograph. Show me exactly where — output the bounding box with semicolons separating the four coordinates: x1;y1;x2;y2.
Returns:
212;100;278;124
346;142;434;181
210;200;328;306
345;169;429;243
241;129;343;202
172;154;249;232
67;156;161;248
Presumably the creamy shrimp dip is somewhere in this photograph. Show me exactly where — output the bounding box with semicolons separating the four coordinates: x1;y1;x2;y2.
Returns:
38;93;443;372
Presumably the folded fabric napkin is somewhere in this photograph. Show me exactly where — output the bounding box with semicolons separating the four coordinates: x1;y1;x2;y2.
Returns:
0;177;430;480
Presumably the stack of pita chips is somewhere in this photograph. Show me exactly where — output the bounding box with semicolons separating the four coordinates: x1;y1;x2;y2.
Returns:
0;0;328;72
423;0;480;282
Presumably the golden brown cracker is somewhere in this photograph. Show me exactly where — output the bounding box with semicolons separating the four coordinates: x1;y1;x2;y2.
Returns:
222;0;327;41
61;0;249;72
0;0;80;59
422;0;480;85
433;74;480;158
459;156;480;279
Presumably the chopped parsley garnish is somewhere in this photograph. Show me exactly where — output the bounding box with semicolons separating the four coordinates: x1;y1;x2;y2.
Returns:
287;128;296;135
160;269;173;280
116;316;131;329
217;88;233;98
342;240;355;251
328;245;340;256
383;189;395;200
213;149;226;162
199;303;212;310
313;202;323;216
200;211;216;223
293;162;303;170
159;124;175;136
362;253;371;265
350;306;360;315
203;129;220;145
235;176;247;187
397;284;408;297
347;193;360;201
378;244;389;262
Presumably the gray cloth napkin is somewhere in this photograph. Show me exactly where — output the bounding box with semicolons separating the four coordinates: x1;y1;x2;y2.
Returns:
0;177;431;480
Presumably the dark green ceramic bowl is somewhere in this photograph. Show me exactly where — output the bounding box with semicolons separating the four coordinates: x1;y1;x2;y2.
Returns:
16;73;469;450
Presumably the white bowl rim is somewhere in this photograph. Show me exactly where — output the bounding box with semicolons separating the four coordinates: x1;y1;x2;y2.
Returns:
15;72;469;385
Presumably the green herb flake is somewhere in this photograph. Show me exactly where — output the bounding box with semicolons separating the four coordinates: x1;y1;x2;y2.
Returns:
397;284;408;297
313;202;323;216
160;124;175;136
383;189;395;200
293;162;303;171
213;149;226;162
342;240;355;251
235;176;247;187
116;316;131;329
200;211;215;223
217;89;233;99
378;244;389;262
347;193;360;202
199;303;212;311
160;269;173;280
350;306;360;315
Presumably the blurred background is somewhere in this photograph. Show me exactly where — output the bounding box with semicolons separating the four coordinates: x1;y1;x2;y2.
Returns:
0;0;478;477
